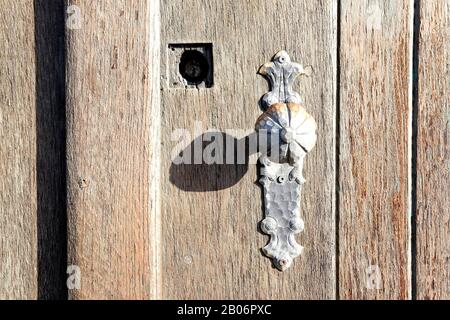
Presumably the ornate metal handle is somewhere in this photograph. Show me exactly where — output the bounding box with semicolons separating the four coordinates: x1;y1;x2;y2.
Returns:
255;51;317;271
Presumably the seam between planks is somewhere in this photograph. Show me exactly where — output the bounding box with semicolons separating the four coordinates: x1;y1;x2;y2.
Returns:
335;0;342;301
410;0;422;300
406;0;416;301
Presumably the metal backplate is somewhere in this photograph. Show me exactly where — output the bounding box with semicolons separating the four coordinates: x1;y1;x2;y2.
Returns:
255;51;316;271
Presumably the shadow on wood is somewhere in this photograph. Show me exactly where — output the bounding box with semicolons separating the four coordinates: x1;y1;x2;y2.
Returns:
34;0;67;300
170;132;257;191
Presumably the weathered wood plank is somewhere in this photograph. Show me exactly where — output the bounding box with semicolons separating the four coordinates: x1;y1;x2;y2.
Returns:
0;1;38;299
66;0;160;299
35;0;67;300
339;0;412;299
415;0;450;300
161;0;337;299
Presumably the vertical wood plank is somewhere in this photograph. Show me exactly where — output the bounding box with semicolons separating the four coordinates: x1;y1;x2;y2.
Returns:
0;1;38;299
161;0;336;299
66;0;160;299
415;0;450;300
339;0;413;299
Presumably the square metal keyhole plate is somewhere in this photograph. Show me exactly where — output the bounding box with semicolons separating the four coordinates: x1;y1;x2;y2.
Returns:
168;43;213;89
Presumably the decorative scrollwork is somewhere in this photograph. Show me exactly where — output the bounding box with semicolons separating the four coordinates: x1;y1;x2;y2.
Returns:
255;51;317;271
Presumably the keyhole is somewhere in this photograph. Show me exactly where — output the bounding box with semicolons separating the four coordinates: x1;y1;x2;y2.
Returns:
179;50;209;84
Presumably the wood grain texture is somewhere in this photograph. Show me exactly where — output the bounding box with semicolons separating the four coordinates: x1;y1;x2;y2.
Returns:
66;0;160;299
0;1;37;299
415;0;450;300
35;0;67;300
339;0;412;299
161;0;337;299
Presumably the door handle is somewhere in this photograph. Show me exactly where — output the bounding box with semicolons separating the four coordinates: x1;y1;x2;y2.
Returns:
256;51;317;271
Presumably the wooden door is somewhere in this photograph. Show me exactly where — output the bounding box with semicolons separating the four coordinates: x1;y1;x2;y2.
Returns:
0;0;448;300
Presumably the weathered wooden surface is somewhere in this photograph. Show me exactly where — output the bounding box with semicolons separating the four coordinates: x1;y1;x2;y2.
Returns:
0;1;37;299
66;0;160;299
415;0;449;300
35;0;67;300
161;0;337;299
1;0;448;301
339;0;412;299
